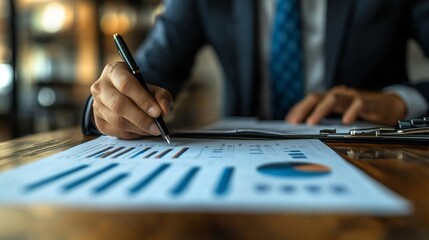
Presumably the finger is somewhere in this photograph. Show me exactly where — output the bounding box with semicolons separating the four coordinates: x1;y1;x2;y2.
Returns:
92;79;149;136
306;92;337;124
94;117;142;140
329;86;355;113
97;84;159;135
342;97;364;124
93;100;151;136
150;84;173;116
286;93;320;123
105;62;162;118
93;101;145;138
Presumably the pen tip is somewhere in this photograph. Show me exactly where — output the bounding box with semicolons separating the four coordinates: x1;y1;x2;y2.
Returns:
165;135;172;146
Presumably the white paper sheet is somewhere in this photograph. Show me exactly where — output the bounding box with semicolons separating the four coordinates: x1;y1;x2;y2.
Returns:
0;136;409;214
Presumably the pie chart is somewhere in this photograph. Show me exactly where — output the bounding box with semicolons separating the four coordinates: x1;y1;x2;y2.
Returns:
257;162;331;178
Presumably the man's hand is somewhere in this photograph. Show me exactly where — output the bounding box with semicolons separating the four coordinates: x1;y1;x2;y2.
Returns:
91;62;173;139
286;86;407;126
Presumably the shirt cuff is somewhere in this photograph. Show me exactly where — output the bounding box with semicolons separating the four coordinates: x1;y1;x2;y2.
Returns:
81;95;102;136
383;85;429;119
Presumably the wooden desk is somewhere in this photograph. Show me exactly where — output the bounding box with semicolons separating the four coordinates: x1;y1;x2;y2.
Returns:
0;128;429;239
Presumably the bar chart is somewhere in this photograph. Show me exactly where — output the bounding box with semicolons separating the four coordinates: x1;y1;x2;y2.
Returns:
0;136;409;214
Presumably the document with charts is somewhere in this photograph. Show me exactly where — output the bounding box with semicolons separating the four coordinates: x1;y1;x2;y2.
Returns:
0;136;410;214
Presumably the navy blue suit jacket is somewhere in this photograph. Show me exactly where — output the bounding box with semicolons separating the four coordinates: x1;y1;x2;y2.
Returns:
135;0;429;117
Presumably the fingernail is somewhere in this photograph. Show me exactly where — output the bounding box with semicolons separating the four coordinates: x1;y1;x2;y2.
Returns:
149;123;160;135
148;107;160;118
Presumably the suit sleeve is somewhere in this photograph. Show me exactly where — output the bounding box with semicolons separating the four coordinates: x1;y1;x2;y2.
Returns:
134;0;206;98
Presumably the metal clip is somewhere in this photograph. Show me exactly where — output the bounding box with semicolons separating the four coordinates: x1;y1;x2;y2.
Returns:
397;126;429;135
319;129;336;135
397;118;429;129
349;127;396;136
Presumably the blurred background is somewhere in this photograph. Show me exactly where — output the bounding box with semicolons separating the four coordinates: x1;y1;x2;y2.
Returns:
3;0;163;139
0;0;428;141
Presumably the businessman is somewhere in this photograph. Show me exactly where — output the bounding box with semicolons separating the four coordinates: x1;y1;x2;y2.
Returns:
84;0;429;139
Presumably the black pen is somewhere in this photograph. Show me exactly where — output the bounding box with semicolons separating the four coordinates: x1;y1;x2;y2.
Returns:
113;33;172;145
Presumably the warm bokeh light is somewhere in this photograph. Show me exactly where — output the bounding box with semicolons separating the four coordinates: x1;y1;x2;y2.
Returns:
42;3;65;33
28;1;75;34
100;5;137;35
41;2;67;33
75;0;98;84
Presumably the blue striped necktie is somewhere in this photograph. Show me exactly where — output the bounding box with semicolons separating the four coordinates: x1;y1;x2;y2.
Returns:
269;0;304;119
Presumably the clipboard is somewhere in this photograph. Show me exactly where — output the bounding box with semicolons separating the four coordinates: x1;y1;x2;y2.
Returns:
172;118;429;145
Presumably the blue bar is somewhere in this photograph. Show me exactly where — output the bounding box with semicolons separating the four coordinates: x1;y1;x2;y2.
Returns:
100;147;125;158
280;185;296;194
288;153;305;156
129;163;170;195
332;185;348;195
92;173;129;194
144;151;158;158
24;165;89;192
249;152;263;155
155;149;173;158
306;185;321;194
112;147;135;158
214;167;234;196
170;167;200;196
130;147;151;159
87;147;113;158
172;147;189;158
62;163;119;192
255;183;270;193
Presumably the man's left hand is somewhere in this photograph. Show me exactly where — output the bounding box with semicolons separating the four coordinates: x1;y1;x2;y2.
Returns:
285;86;407;126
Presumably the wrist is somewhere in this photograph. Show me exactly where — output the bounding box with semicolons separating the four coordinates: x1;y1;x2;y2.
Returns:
386;93;407;120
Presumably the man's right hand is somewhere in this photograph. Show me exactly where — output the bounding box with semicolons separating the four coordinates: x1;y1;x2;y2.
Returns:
91;62;173;139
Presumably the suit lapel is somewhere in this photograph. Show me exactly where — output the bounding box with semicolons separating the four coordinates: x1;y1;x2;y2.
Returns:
234;0;258;116
325;0;355;87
